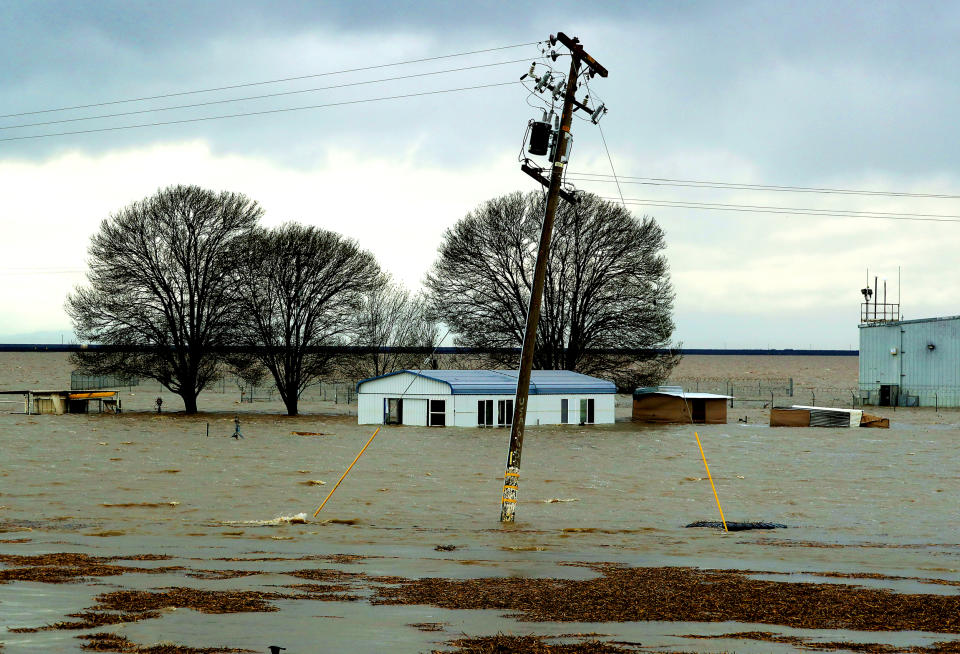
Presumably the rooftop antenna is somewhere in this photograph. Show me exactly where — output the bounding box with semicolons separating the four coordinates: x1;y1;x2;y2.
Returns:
860;267;873;323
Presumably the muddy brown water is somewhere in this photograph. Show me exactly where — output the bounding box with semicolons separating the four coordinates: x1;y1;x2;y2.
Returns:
1;353;959;652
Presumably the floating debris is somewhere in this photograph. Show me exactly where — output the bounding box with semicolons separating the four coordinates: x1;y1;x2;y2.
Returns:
409;622;446;632
373;564;960;633
685;520;788;531
225;513;308;526
77;632;253;652
501;545;546;552
100;502;179;508
681;630;960;653
0;553;181;584
542;498;580;503
437;634;635;653
94;588;289;614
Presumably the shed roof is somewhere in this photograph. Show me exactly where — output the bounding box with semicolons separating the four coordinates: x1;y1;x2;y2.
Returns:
633;385;731;400
357;369;616;395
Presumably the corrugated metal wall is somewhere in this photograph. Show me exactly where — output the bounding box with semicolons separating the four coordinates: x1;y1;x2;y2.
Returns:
860;316;960;406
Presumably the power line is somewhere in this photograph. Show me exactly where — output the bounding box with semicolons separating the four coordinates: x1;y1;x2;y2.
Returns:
0;270;85;275
602;196;960;219
602;196;960;224
0;41;540;120
0;81;517;143
0;58;537;132
568;172;960;200
583;76;624;208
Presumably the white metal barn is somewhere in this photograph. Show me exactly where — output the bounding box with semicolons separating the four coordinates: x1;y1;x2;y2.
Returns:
356;369;616;427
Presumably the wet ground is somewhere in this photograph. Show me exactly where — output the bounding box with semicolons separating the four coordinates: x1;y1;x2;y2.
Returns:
1;354;959;652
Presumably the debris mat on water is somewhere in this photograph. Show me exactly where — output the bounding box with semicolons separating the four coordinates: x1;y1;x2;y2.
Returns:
93;588;289;613
8;610;160;633
77;632;252;653
373;564;960;633
0;553;182;584
685;520;787;530
435;634;639;653
681;631;960;653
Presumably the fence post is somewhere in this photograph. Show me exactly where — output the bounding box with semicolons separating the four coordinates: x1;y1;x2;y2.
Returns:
789;378;794;397
811;390;815;406
935;392;938;412
771;391;774;408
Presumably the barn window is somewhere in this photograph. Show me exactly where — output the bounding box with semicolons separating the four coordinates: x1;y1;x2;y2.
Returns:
579;398;595;424
561;398;569;423
497;399;513;427
428;399;446;426
478;400;494;426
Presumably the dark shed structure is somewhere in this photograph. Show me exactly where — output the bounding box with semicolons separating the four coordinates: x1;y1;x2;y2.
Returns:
632;386;730;424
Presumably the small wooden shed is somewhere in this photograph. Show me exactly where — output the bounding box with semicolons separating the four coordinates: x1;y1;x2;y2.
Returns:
632;386;731;424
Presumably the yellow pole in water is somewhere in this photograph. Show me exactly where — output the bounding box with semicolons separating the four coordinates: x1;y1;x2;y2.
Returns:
313;427;381;517
694;431;728;532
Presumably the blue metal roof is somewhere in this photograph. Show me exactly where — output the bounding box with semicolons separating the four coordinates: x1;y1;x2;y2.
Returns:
356;369;616;395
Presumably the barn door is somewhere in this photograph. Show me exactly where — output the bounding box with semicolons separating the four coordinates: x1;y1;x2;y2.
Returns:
385;398;403;424
691;399;706;423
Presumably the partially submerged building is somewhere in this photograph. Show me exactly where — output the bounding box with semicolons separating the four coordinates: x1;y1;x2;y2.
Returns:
770;405;889;428
0;390;121;415
632;386;730;424
859;314;960;407
356;369;616;426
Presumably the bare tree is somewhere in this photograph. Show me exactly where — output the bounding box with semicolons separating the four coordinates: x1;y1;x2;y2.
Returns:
67;185;262;413
426;191;679;390
342;279;439;380
234;223;382;416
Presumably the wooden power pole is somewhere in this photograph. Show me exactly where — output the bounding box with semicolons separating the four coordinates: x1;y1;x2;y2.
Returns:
500;33;608;523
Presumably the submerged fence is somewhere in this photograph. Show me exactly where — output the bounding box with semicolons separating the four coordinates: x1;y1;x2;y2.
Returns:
70;372;139;391
91;372;358;405
669;377;864;409
858;384;960;409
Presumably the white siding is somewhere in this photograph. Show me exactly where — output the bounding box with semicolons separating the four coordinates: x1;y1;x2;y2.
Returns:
358;372;450;396
358;373;616;426
357;393;455;425
357;394;383;424
401;398;426;426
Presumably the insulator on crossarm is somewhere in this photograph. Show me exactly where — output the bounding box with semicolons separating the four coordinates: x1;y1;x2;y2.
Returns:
590;103;607;124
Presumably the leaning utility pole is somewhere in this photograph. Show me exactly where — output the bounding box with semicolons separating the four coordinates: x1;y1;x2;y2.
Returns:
500;33;608;523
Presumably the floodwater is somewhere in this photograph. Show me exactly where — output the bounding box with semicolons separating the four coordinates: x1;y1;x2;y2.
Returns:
1;354;959;652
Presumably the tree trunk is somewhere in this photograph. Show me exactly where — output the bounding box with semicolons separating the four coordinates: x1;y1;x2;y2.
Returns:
182;393;199;414
284;395;298;416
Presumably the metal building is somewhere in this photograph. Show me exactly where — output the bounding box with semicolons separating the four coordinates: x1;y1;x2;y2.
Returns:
356;369;616;427
859;315;960;407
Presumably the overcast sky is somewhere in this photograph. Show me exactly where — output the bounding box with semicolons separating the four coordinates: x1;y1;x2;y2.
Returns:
1;1;957;348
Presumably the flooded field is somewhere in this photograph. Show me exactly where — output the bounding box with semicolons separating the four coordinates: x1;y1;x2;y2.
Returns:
2;353;959;653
